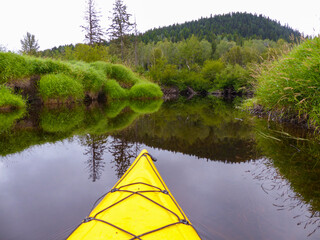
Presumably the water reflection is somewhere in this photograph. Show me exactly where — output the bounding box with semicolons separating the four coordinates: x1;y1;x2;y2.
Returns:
112;97;260;163
79;134;107;182
0;97;320;239
253;120;320;237
108;135;142;178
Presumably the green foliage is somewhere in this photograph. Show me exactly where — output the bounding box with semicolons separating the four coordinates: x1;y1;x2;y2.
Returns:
0;86;26;109
110;64;139;86
215;64;250;91
254;120;320;211
67;61;106;93
201;60;225;82
90;61;113;76
27;56;70;75
72;44;109;62
0;108;26;133
20;32;40;55
129;99;163;114
104;80;128;99
0;52;30;83
253;37;320;125
38;74;84;102
140;12;301;44
129;82;163;99
40;106;85;133
0;52;163;101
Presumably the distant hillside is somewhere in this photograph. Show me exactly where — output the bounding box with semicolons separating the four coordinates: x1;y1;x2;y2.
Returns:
139;12;302;43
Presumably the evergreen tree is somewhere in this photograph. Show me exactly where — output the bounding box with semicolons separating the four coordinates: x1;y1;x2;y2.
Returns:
108;0;133;61
20;32;40;55
81;0;104;45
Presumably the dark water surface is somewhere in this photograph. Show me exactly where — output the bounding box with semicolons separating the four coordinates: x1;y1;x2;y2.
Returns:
0;98;319;240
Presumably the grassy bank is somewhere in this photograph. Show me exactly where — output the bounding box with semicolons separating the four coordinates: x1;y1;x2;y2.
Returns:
0;86;27;110
244;37;320;127
0;52;163;108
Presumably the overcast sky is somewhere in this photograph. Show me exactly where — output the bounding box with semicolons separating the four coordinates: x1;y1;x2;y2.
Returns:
1;0;319;51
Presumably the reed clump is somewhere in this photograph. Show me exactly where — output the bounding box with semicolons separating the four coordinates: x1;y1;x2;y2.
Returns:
38;74;85;103
248;37;320;126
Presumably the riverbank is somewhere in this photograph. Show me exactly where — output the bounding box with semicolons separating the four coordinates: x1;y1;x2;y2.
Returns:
243;37;320;130
0;52;163;110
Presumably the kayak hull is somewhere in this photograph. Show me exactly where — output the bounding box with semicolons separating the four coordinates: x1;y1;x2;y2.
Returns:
67;149;201;239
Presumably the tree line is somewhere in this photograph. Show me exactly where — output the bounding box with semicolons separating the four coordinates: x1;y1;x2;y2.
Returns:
11;3;302;94
140;12;302;44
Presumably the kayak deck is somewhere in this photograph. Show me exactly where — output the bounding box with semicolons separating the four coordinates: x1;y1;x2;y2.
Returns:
67;149;201;239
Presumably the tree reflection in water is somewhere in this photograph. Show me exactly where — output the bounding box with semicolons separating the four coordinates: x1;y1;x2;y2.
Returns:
249;158;320;237
79;134;107;182
108;134;142;179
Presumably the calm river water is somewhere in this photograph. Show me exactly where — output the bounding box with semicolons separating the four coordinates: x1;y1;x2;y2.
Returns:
0;97;319;240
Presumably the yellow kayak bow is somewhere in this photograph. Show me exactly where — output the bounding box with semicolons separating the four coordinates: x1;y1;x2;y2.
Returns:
67;149;201;239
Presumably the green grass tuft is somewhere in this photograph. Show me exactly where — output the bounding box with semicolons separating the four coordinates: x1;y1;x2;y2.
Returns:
253;37;320;125
0;108;26;133
0;86;27;109
104;80;129;99
111;64;140;86
38;74;84;102
129;82;164;99
0;53;30;83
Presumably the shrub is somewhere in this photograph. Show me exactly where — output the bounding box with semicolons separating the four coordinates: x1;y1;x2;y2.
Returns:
38;73;84;102
215;64;250;91
201;60;225;82
0;86;26;109
129;82;163;99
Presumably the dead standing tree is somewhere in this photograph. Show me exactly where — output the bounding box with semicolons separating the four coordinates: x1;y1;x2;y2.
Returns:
81;0;104;45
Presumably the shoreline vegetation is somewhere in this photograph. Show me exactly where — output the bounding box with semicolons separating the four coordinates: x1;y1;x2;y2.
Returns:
243;37;320;130
0;52;163;110
1;11;319;131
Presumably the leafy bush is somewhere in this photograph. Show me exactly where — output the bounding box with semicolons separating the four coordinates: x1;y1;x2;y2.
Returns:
38;74;84;102
0;86;26;109
215;64;250;91
202;60;225;82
